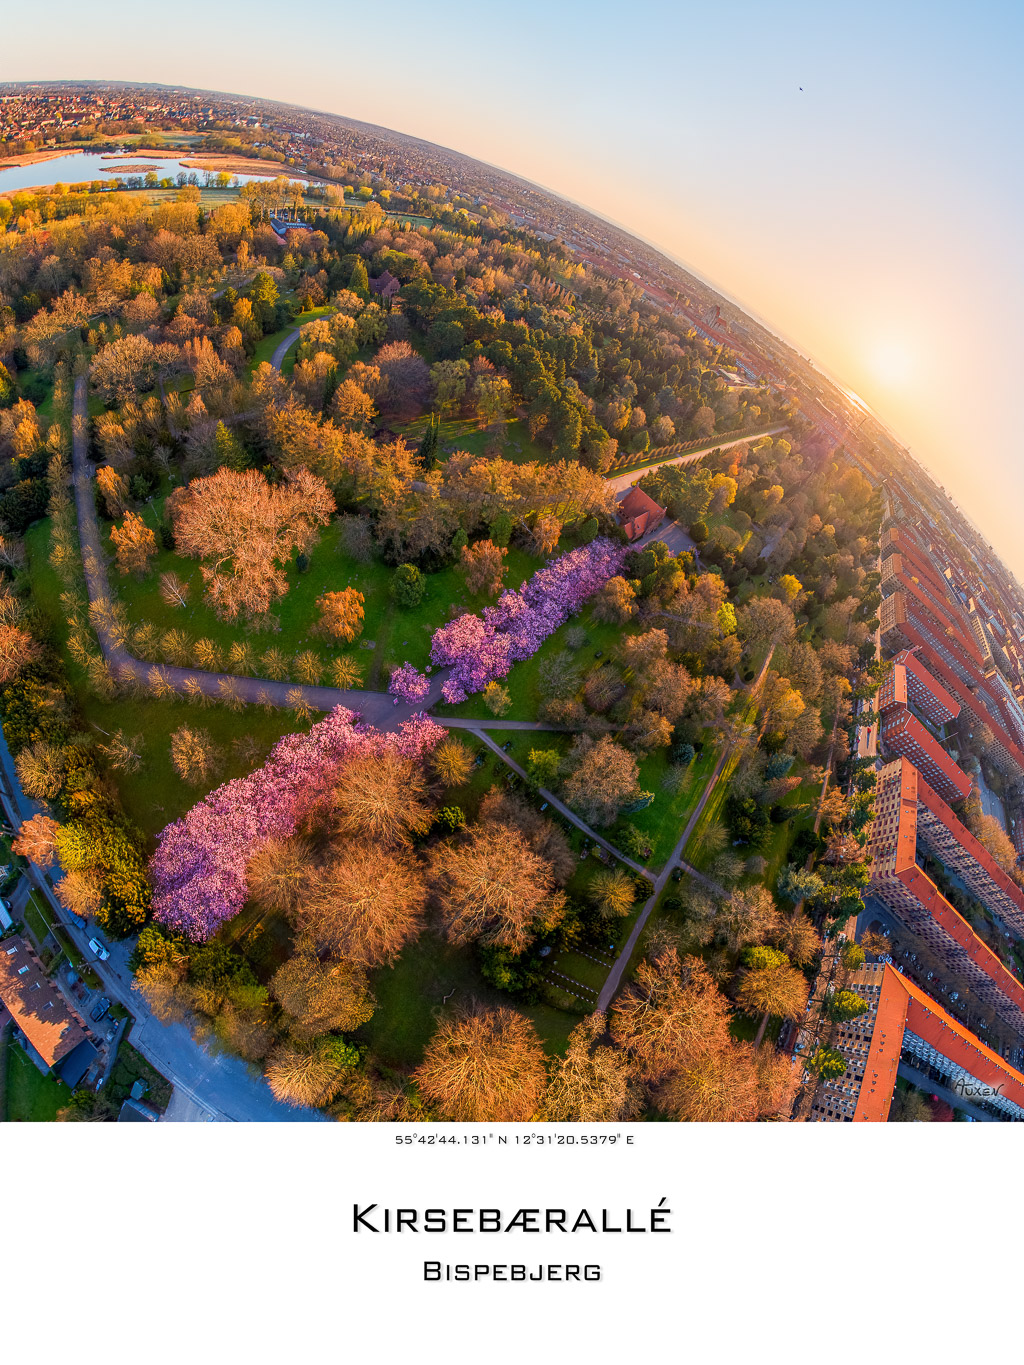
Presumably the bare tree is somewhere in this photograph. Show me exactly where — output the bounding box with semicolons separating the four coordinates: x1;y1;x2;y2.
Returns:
297;843;428;967
542;1013;641;1121
430;821;565;954
414;1003;548;1121
333;750;434;847
12;813;61;867
271;946;376;1040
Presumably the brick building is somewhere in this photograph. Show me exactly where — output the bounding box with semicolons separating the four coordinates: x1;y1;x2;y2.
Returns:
806;962;1024;1122
867;760;1024;1033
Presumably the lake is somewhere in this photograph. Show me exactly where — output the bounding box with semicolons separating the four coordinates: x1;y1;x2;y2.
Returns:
0;151;303;196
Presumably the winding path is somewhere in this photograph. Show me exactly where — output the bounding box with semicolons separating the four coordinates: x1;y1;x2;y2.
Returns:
269;326;302;371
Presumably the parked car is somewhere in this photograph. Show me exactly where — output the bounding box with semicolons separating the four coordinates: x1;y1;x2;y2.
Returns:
88;937;110;961
90;996;111;1022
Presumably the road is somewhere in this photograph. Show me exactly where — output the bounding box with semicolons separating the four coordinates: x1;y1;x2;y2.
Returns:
0;725;317;1121
604;425;787;496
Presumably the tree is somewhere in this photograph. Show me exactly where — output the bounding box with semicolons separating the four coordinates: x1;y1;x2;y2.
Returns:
736;961;809;1044
562;735;640;827
736;596;796;652
265;1037;359;1108
348;258;369;297
655;1036;793;1121
828;989;869;1022
159;571;190;608
0;622;41;685
271;947;376;1040
526;748;561;787
297;843;427;967
54;868;105;921
170;725;219;786
12;813;60;867
776;573;803;602
167;467;334;622
591;576;637;625
333;750;433;847
110;510;157;578
588;867;636;920
14;741;66;799
861;929;891;958
430;821;565;954
314;587;365;643
98;729;144;774
413;1003;548;1121
376;340;430;420
459;539;507;597
777;864;826;905
531;513;562;557
807;1046;847;1080
610;949;732;1085
841;942;866;970
246;835;314;915
482;682;511;716
775;913;822;967
432;737;473;787
542;1013;640;1121
90;333;158;403
390;562;425;608
96;465;130;518
974;813;1017;874
889;1087;933;1122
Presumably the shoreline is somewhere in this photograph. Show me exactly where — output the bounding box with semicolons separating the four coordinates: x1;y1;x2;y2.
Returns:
179;155;314;180
0;146;78;170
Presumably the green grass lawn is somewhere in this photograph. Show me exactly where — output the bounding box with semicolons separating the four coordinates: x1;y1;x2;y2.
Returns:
756;776;819;892
357;929;575;1066
400;415;552;467
4;1043;70;1121
97;508;551;695
608;741;720;871
247;305;333;372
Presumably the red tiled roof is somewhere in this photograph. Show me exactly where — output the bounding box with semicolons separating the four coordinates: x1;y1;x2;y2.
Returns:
0;936;87;1069
618;487;666;541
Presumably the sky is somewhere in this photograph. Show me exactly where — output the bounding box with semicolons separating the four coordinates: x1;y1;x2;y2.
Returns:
3;0;1023;571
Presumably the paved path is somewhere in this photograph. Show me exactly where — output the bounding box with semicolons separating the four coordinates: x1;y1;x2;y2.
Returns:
604;425;787;496
469;729;652;878
595;745;730;1012
269;326;302;371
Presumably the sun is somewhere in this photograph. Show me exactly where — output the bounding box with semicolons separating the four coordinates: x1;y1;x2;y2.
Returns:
865;337;915;388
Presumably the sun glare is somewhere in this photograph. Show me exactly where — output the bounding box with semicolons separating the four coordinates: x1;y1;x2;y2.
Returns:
865;337;915;388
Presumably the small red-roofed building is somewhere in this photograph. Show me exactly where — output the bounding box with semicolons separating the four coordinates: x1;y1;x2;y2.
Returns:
617;486;666;542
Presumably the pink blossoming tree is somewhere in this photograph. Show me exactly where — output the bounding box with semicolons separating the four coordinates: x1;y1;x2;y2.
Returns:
150;708;444;940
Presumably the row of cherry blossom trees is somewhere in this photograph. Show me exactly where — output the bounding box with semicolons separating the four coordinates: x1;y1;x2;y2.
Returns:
430;538;624;704
150;707;444;939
